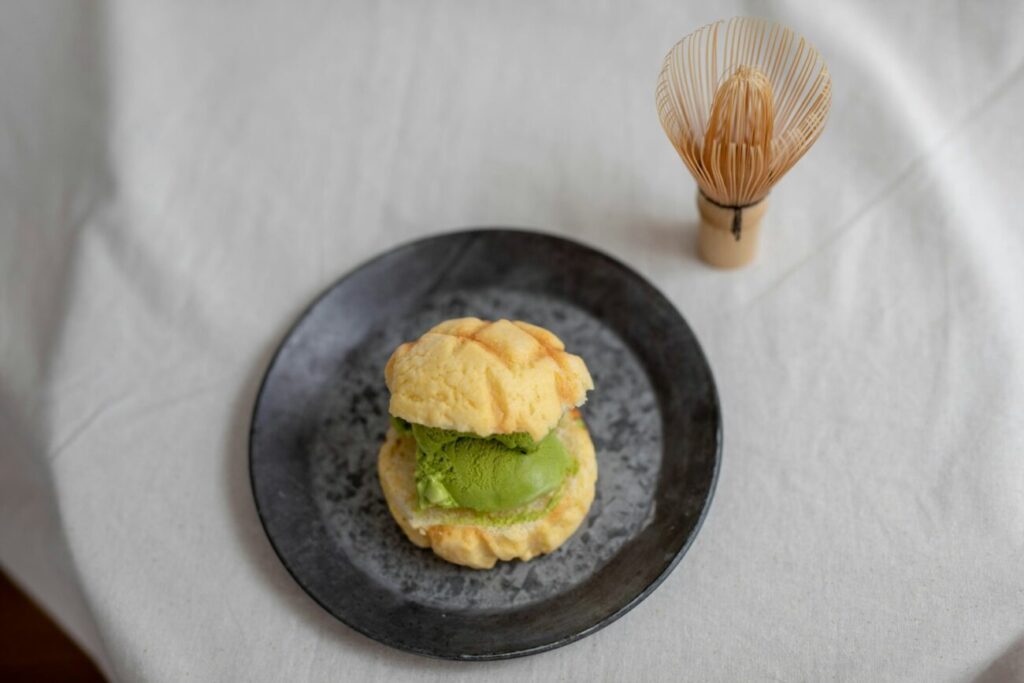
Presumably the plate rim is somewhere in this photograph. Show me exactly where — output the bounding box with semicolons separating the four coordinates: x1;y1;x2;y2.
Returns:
248;226;722;661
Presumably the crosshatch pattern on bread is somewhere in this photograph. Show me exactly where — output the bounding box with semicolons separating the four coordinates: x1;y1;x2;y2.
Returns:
385;318;593;441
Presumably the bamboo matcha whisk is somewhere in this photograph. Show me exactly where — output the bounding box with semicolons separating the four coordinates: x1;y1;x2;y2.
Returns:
656;17;832;268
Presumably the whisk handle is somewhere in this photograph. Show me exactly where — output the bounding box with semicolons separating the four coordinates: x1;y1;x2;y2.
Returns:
696;191;769;269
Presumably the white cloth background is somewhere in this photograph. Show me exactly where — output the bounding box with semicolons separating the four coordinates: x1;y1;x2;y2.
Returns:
2;1;1023;681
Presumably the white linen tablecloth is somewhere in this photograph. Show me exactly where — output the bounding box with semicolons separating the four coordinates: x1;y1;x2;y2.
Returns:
2;1;1023;680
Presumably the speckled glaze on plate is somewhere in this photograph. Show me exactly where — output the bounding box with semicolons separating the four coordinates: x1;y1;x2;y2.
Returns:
249;229;721;660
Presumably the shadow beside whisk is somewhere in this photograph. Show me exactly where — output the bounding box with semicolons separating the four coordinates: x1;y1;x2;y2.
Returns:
621;217;704;267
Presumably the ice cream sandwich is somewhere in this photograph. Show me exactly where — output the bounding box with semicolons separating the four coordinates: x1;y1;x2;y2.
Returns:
378;318;596;569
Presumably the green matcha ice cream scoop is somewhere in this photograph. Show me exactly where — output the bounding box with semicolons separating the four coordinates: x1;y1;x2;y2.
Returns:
406;421;575;513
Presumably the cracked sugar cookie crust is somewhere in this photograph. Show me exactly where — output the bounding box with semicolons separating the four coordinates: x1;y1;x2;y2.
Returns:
384;318;593;442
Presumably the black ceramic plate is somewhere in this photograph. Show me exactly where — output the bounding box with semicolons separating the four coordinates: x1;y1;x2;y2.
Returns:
249;228;720;660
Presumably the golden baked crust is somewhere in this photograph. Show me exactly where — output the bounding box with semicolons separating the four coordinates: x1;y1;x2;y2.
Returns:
378;410;597;569
384;318;593;441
